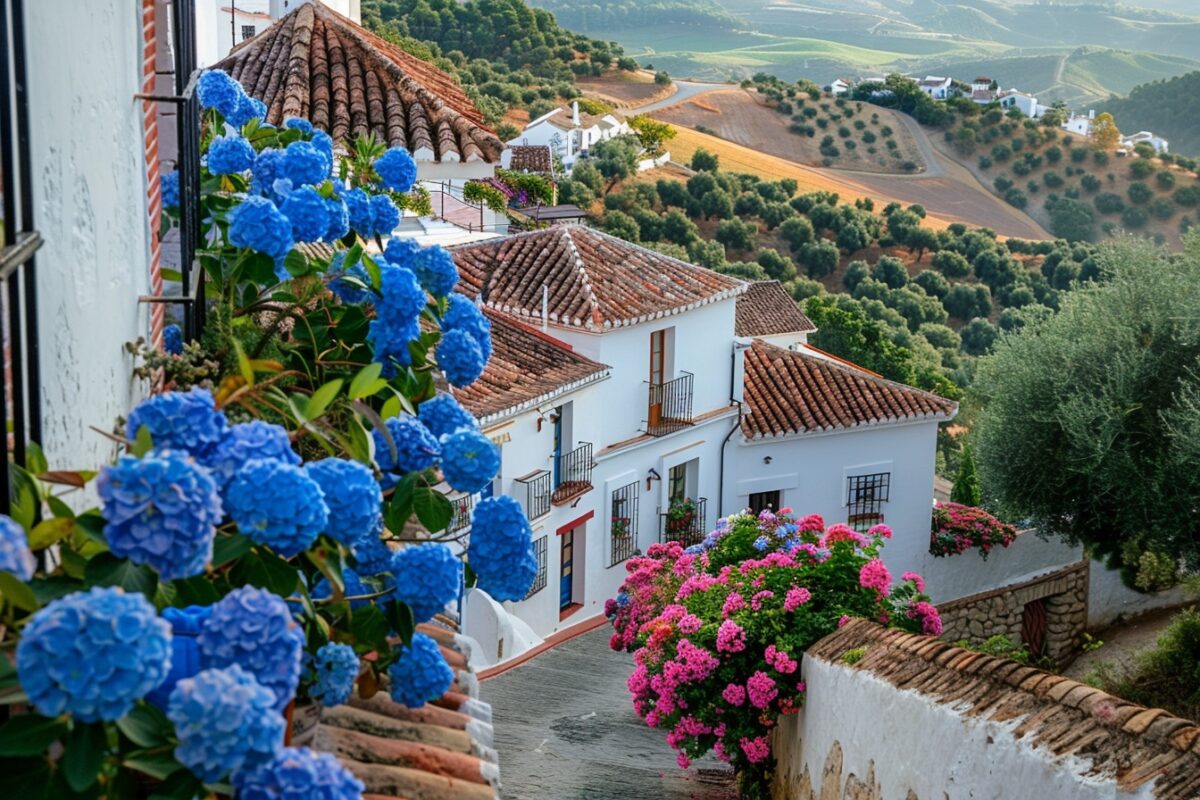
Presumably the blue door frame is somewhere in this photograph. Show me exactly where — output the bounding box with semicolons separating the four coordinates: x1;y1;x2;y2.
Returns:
559;527;574;610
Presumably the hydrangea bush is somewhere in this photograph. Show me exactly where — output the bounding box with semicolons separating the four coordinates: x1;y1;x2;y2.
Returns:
929;501;1018;559
0;70;534;798
606;509;940;798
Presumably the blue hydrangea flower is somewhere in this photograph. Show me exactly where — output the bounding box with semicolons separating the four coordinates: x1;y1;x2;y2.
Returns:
417;393;477;439
367;315;420;376
344;188;372;237
199;586;305;710
306;643;359;706
388;632;454;708
350;527;394;576
439;430;499;494
168;664;285;782
229;94;267;128
229;196;295;262
437;328;485;387
162;170;180;210
383;236;422;269
752;535;769;552
97;451;223;581
0;515;34;581
468;496;537;602
280;186;332;242
370;194;400;236
326;252;373;305
378;262;426;320
325;196;350;241
285;117;314;134
281;140;328;187
146;605;211;709
125;387;228;459
684;544;705;555
312;568;378;610
207;135;256;176
251;148;282;196
233;746;365;800
442;294;492;362
304;458;382;547
16;587;172;722
225;460;328;557
311;131;335;177
390;545;462;623
372;417;440;479
204;420;299;491
197;70;246;121
374;148;417;192
163;323;183;355
412;246;458;298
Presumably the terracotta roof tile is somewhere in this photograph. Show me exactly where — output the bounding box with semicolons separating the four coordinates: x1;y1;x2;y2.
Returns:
734;280;815;337
217;3;503;164
455;309;609;422
452;225;745;330
508;145;554;176
740;340;956;439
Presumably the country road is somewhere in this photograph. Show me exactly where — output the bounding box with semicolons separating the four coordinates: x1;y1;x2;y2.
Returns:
631;79;729;114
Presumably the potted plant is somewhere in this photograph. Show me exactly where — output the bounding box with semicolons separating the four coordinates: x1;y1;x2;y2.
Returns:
666;498;697;536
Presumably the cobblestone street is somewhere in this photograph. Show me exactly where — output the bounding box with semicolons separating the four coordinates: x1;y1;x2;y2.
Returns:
481;625;738;800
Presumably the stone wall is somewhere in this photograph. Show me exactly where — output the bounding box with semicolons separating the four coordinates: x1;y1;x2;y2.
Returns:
770;620;1200;800
937;560;1088;666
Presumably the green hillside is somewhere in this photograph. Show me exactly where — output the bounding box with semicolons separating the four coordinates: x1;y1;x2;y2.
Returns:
1101;71;1200;157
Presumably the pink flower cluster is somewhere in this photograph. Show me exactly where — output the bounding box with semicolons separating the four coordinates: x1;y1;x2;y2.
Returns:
746;670;778;709
901;571;925;592
716;619;747;653
764;644;798;674
859;558;892;594
929;501;1017;559
906;601;943;636
740;735;770;764
783;586;812;611
750;589;774;611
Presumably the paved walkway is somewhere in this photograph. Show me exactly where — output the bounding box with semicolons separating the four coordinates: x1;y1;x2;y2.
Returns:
481;625;737;800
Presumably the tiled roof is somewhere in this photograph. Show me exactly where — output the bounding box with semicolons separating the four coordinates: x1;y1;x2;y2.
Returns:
734;280;816;337
451;225;746;331
740;340;956;439
455;309;610;422
507;145;554;177
810;620;1200;799
314;622;502;800
217;2;503;164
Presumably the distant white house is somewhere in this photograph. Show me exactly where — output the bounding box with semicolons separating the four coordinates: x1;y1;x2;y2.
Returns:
1121;130;1169;154
970;89;997;106
918;76;952;100
971;77;994;94
998;89;1040;118
509;102;631;171
196;0;362;66
829;78;855;96
1063;111;1095;137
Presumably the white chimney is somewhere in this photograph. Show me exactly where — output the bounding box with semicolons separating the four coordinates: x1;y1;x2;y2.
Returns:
1089;109;1095;120
572;101;580;127
731;342;751;404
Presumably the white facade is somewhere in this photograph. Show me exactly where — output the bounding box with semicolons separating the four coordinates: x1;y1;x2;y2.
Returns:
829;79;854;96
1121;130;1169;154
197;0;361;66
999;89;1040;118
1063;111;1095;137
508;103;632;171
918;76;952;100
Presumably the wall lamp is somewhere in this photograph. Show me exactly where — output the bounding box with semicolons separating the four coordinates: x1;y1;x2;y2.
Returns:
646;467;661;492
763;456;773;465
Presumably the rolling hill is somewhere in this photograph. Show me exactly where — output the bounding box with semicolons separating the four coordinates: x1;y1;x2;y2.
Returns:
1100;71;1200;157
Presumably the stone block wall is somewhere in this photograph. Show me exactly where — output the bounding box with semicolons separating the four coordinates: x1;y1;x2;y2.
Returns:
937;560;1088;666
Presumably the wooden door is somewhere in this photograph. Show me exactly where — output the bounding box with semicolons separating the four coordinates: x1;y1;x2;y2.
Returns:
559;528;574;610
649;330;665;427
1021;598;1047;658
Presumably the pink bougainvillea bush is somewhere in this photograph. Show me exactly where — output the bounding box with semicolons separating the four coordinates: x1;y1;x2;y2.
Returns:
603;509;940;798
929;501;1018;559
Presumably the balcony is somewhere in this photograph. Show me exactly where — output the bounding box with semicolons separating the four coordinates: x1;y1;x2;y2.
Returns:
448;493;473;536
646;373;694;436
516;469;552;521
552;442;594;505
659;497;708;547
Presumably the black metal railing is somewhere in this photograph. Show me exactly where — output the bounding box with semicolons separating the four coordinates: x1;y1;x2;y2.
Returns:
516;470;551;520
609;481;639;567
552;442;593;504
525;535;548;599
659;497;708;547
646;372;694;436
0;0;44;516
448;493;473;535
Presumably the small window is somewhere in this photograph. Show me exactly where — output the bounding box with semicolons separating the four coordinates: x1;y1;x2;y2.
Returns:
847;472;890;532
610;481;639;566
525;535;548;598
241;24;256;41
748;490;781;516
668;463;687;505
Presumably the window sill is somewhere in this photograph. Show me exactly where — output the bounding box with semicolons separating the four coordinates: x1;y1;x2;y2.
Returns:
559;603;584;622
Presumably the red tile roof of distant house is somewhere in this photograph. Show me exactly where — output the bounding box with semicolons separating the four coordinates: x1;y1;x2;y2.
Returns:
741;340;956;438
451;225;745;331
735;280;816;337
507;145;555;177
216;2;502;164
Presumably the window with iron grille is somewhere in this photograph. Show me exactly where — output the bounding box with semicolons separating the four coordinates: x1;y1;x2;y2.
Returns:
241;24;256;41
749;490;781;516
609;481;638;566
847;472;890;532
525;535;548;598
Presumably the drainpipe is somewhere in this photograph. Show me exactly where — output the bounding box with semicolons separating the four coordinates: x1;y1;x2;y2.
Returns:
718;341;751;518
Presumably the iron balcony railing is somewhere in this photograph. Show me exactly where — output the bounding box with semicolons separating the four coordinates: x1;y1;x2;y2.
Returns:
552;442;594;505
448;493;473;535
516;469;552;521
609;481;639;567
659;497;708;547
646;372;694;436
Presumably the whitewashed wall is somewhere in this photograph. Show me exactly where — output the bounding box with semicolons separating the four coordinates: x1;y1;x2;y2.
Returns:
1087;560;1191;628
921;531;1083;605
26;0;153;470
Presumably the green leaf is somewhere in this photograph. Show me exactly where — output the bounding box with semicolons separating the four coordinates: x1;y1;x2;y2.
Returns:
84;554;157;600
45;496;76;520
62;722;105;791
413;486;454;533
343;413;373;465
73;513;107;545
0;757;51;799
147;769;204;800
464;562;478;589
349;362;385;400
231;338;255;387
306;378;344;421
380;393;402;421
211;532;253;568
230;550;299;597
131;425;154;458
27;576;82;606
169;575;222;607
122;750;185;781
350;605;390;651
0;572;39;612
25;442;48;476
27;518;75;549
116;704;173;749
361;253;382;290
9;465;38;530
387;600;416;647
283;249;310;277
0;714;68;756
385;472;419;533
342;242;363;271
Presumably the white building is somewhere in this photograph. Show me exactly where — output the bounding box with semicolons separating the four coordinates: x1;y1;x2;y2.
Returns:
1121;130;1169;154
998;89;1040;118
829;78;855;96
196;0;361;66
508;102;631;171
1063;110;1095;137
917;76;952;100
971;77;994;94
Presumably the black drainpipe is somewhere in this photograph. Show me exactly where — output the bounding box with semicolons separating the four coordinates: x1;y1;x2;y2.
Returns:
718;342;748;518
